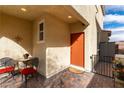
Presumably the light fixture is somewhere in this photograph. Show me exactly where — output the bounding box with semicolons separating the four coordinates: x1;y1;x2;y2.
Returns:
21;8;27;12
68;15;72;19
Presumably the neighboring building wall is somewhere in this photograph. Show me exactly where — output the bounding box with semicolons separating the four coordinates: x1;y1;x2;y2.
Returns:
116;42;124;54
100;31;109;42
0;13;33;60
115;42;124;65
95;18;101;48
33;14;70;77
115;54;124;65
72;5;103;71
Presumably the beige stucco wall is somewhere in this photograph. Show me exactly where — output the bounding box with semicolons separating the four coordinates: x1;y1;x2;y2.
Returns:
0;5;104;77
95;6;104;29
45;14;70;78
33;15;46;76
33;14;70;77
0;12;1;35
72;6;97;23
72;5;103;71
71;5;103;29
0;13;33;60
69;21;85;33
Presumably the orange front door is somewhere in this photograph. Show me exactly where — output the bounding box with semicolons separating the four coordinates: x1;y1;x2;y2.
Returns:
71;32;84;67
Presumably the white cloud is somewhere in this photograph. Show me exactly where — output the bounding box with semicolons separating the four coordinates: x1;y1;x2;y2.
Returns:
104;14;124;23
108;29;124;42
105;6;124;42
109;34;124;42
105;26;124;32
105;26;124;42
111;33;124;37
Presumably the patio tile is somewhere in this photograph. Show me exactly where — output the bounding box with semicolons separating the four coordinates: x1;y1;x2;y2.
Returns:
0;68;123;88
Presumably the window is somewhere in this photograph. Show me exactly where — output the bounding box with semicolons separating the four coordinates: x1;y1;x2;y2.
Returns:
38;20;44;42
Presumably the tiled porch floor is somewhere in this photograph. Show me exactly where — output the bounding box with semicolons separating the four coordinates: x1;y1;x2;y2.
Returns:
0;68;123;88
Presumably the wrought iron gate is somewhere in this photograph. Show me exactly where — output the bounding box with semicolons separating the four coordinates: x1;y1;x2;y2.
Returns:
91;55;114;78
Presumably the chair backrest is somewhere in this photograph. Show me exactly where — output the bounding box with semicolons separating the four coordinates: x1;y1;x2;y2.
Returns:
0;57;15;67
30;57;39;68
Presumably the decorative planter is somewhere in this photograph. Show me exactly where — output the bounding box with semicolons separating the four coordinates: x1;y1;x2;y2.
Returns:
113;63;124;81
23;53;29;59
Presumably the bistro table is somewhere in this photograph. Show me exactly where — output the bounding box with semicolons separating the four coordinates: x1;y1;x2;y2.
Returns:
16;57;34;70
16;57;39;84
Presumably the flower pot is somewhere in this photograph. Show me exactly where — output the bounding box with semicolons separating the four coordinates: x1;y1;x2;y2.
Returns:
23;54;29;59
117;72;124;81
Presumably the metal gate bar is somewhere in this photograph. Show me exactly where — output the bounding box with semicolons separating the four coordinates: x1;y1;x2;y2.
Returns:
91;55;113;78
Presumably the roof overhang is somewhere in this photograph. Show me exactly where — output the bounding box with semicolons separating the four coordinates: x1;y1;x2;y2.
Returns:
64;6;89;27
101;5;105;16
0;5;89;26
102;30;112;36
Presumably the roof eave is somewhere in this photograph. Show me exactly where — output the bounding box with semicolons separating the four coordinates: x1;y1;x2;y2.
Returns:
101;5;105;16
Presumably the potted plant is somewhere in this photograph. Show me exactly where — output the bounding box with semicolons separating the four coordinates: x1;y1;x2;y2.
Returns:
113;59;124;81
23;53;29;59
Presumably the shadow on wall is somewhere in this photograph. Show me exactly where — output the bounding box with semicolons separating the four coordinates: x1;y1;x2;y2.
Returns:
0;36;32;60
45;21;87;76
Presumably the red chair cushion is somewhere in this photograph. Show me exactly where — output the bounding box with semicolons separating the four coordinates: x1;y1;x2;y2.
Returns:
20;67;37;75
0;66;14;74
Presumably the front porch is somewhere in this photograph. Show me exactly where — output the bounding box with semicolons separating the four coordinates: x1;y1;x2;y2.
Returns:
1;5;122;88
0;68;115;88
0;5;89;78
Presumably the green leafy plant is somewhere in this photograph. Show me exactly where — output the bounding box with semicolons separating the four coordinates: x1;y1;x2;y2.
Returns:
113;58;123;69
113;58;124;81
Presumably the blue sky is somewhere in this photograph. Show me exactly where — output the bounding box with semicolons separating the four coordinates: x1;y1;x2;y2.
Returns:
104;5;124;42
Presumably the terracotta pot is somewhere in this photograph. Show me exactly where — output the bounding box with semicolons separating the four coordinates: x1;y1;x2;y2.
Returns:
23;54;29;59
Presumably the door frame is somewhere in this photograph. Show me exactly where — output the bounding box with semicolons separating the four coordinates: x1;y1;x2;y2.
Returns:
70;32;85;68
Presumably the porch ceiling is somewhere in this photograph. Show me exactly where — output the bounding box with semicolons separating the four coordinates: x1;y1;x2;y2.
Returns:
0;5;80;23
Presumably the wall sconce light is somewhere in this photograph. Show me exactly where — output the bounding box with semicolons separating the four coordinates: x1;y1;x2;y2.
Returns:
14;35;23;44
